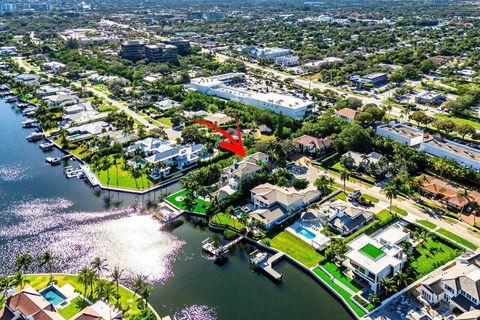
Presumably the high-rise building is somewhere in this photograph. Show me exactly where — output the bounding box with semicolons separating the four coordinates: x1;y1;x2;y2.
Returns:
186;12;203;20
120;40;145;61
29;2;54;11
145;43;178;63
160;38;191;56
0;1;16;16
206;11;224;20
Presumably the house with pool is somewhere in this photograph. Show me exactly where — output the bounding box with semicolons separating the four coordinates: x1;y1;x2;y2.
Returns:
343;223;410;293
249;183;320;230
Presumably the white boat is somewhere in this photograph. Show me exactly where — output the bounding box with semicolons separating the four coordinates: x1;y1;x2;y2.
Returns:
26;132;44;142
39;142;54;151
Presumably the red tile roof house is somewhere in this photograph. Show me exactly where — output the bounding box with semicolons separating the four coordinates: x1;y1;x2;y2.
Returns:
334;107;360;123
292;135;333;156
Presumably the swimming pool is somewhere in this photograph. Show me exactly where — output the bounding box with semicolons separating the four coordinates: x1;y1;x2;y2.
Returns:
40;286;67;306
294;226;316;240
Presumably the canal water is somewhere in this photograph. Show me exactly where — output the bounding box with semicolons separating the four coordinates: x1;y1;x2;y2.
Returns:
0;99;354;320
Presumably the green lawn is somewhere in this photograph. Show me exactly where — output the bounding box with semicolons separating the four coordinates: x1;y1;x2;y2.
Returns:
417;220;437;230
58;297;88;319
24;274;143;318
94;156;153;191
268;231;325;268
321;262;362;293
362;194;380;204
390;206;408;217
165;189;209;215
410;238;461;276
211;213;245;231
158;117;173;127
360;243;384;260
334;191;347;201
435;114;480;129
437;228;478;250
313;268;366;317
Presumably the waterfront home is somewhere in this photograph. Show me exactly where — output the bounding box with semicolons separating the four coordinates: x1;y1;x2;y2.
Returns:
217;152;269;199
15;74;40;86
325;200;375;235
344;223;410;293
37;85;65;97
419;138;480;171
293;134;333;156
376;122;426;146
126;137;173;156
418;175;480;213
63;102;101;125
66;121;109;141
419;252;480;317
0;286;64;320
43;94;80;108
334;108;360;123
250;183;320;230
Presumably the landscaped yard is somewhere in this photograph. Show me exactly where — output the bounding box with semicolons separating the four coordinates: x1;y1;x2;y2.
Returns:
268;231;325;268
390;206;408;217
362;194;380;204
417;220;437;230
165;189;209;215
94;156;153;190
58;296;88;319
313;268;366;317
211;213;245;231
410;238;462;277
437;228;477;250
24;274;143;318
321;262;362;293
158;117;173;127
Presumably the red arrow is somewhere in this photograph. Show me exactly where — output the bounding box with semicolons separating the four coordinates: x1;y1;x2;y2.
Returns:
192;119;246;157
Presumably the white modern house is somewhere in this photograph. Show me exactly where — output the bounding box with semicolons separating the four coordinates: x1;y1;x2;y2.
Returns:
415;90;444;105
344;223;410;293
190;73;314;118
376;122;425;146
420;138;480;171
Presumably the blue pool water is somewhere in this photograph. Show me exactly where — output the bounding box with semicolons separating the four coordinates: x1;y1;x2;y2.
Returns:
294;226;316;239
41;286;67;306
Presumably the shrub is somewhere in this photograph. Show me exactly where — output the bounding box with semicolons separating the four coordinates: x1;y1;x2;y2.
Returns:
292;178;309;190
223;229;237;240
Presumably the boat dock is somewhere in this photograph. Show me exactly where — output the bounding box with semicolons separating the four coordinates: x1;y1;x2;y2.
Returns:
250;250;284;282
80;164;99;187
202;235;244;259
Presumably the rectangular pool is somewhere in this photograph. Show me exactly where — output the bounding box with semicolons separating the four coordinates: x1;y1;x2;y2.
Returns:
294;226;316;240
40;286;67;306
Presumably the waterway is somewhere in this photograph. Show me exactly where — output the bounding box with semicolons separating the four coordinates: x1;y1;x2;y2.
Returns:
0;98;354;320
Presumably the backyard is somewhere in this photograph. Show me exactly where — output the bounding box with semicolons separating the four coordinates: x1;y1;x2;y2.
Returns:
410;237;462;277
321;262;362;293
165;189;210;215
94;156;153;191
211;213;245;231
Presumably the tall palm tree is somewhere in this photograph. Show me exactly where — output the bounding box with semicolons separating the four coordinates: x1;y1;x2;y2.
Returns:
340;169;351;193
14;253;34;273
91;257;108;278
380;277;397;295
131;275;146;299
457;189;472;216
0;275;12;298
385;183;399;214
78;267;91;299
113;153;122;186
38;251;57;283
140;284;153;306
110;266;123;307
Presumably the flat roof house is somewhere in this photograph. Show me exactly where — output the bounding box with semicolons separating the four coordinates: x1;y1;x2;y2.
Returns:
415;90;444;105
335;108;360;123
420;138;480;171
344;223;410;293
376;122;425;146
250;183;320;230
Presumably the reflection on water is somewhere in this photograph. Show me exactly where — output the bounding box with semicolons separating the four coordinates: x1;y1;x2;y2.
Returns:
0;197;184;282
0;164;31;182
174;305;216;320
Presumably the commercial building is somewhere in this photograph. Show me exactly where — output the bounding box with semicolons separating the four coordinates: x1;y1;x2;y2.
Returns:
274;55;300;67
376;122;425;146
206;11;224;20
29;2;54;11
351;72;388;87
344;223;410;293
0;2;16;15
252;47;292;60
160;38;191;56
186;12;204;20
190;73;314;118
145;43;178;63
420;138;480;170
415;90;444;105
120;40;145;61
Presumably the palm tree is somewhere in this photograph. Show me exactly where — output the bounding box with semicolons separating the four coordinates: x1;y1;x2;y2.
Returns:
340;169;351;193
131;275;147;299
385;183;399;214
11;271;27;289
38;251;57;283
314;175;334;195
78;267;92;299
369;293;380;306
140;284;153;306
393;271;410;288
14;253;34;273
91;257;108;278
110;266;123;307
0;275;12;298
457;189;472;216
113;153;122;186
380;277;397;295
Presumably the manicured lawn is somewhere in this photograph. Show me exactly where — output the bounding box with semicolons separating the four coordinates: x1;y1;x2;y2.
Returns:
58;296;88;319
417;220;437;230
390;206;408;217
435;114;480;129
158;117;173;127
334;191;347;201
375;209;396;223
95;156;153;191
331;162;344;171
362;194;380;204
165;189;209;215
24;274;143;318
211;213;244;231
437;228;477;250
322;262;362;293
268;231;325;268
313;268;366;317
410;238;461;277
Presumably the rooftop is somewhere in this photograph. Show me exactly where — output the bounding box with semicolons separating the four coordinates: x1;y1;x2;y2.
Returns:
378;122;424;138
360;243;385;261
424;138;480;163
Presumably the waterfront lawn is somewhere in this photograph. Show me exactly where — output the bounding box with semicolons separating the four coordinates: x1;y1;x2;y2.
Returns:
267;231;325;268
410;238;461;277
58;297;88;319
417;220;437;230
165;189;209;215
437;228;477;250
23;274;142;318
211;213;245;231
95;156;153;191
313;268;366;317
321;262;362;293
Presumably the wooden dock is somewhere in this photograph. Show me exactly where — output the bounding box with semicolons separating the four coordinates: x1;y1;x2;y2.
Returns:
250;250;284;282
202;236;244;259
